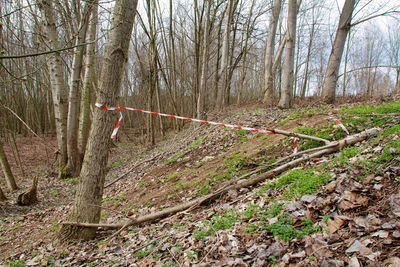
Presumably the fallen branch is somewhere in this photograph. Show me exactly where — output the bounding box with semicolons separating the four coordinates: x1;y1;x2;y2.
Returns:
62;128;379;230
266;128;330;144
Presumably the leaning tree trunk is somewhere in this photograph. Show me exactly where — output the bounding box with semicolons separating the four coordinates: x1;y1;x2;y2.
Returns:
0;184;6;201
278;0;297;109
58;0;139;241
38;0;68;179
0;138;18;190
78;2;98;164
321;0;355;104
66;3;92;177
262;0;282;106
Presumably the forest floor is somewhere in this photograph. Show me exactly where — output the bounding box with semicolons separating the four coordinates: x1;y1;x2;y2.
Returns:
1;98;400;266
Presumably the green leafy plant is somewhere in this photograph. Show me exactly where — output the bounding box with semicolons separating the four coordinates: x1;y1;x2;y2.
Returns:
189;136;206;149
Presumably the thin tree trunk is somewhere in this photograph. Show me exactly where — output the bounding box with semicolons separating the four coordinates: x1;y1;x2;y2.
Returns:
66;3;92;177
78;2;98;163
217;1;235;108
38;0;69;179
58;0;138;241
197;0;211;119
342;29;351;97
321;0;355;104
263;0;282;106
301;14;316;98
0;138;18;190
278;0;297;109
0;185;6;201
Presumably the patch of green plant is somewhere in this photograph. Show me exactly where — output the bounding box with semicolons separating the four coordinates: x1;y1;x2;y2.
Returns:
102;193;126;204
262;169;331;200
166;152;185;163
289;106;326;120
163;172;180;183
235;129;248;143
186;250;198;260
49;222;59;232
145;201;153;208
199;181;213;195
8;259;25;267
64;177;78;184
267;202;283;218
265;213;320;241
107;159;125;169
341;102;400;115
134;247;155;259
383;124;400;137
194;210;240;239
162;261;174;267
177;181;186;190
189;136;206;149
279;119;289;126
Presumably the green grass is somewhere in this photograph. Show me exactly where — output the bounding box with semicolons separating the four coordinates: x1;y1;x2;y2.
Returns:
102;193;126;204
163;172;180;183
165;152;185;163
189;136;206;149
261;169;331;200
341;101;400;115
265;213;320;241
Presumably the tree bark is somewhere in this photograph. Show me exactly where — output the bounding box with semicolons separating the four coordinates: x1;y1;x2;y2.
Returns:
278;0;297;109
78;2;98;163
262;0;282;106
58;0;138;241
0;184;6;201
197;0;211;119
0;138;18;190
38;0;68;179
66;3;92;177
321;0;355;104
216;0;236;108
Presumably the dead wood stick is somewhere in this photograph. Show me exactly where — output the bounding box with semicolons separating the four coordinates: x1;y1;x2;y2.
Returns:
266;128;330;144
62;128;379;230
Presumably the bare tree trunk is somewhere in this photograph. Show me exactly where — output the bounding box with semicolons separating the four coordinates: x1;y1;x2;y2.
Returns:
66;3;92;177
0;185;6;201
217;0;236;108
78;2;98;163
321;0;355;104
278;0;297;109
38;0;68;178
58;0;138;241
0;138;18;190
263;0;282;106
301;11;316;98
197;0;211;119
342;29;351;97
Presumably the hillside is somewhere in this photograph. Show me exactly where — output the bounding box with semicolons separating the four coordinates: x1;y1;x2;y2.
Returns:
1;100;400;266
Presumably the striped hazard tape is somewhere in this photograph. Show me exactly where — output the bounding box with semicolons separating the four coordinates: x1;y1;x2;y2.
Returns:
95;103;276;139
332;117;349;135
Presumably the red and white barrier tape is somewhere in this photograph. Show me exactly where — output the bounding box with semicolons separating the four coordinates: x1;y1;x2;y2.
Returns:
332;117;349;135
95;103;276;139
293;138;298;154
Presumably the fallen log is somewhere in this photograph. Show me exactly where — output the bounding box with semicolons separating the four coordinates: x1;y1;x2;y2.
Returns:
62;128;379;230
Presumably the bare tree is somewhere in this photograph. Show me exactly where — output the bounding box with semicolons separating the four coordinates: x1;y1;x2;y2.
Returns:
263;0;282;106
78;2;98;163
278;0;298;108
66;2;93;177
37;0;69;178
321;0;355;103
58;0;139;241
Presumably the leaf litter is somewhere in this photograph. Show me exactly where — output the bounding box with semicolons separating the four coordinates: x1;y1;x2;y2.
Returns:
1;101;400;266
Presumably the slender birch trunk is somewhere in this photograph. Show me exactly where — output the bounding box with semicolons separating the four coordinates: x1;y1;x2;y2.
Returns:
321;0;355;104
38;0;68;178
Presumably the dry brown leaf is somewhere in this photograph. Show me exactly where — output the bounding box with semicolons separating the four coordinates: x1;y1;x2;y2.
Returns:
384;257;400;266
327;216;345;234
390;194;400;217
348;256;361;267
